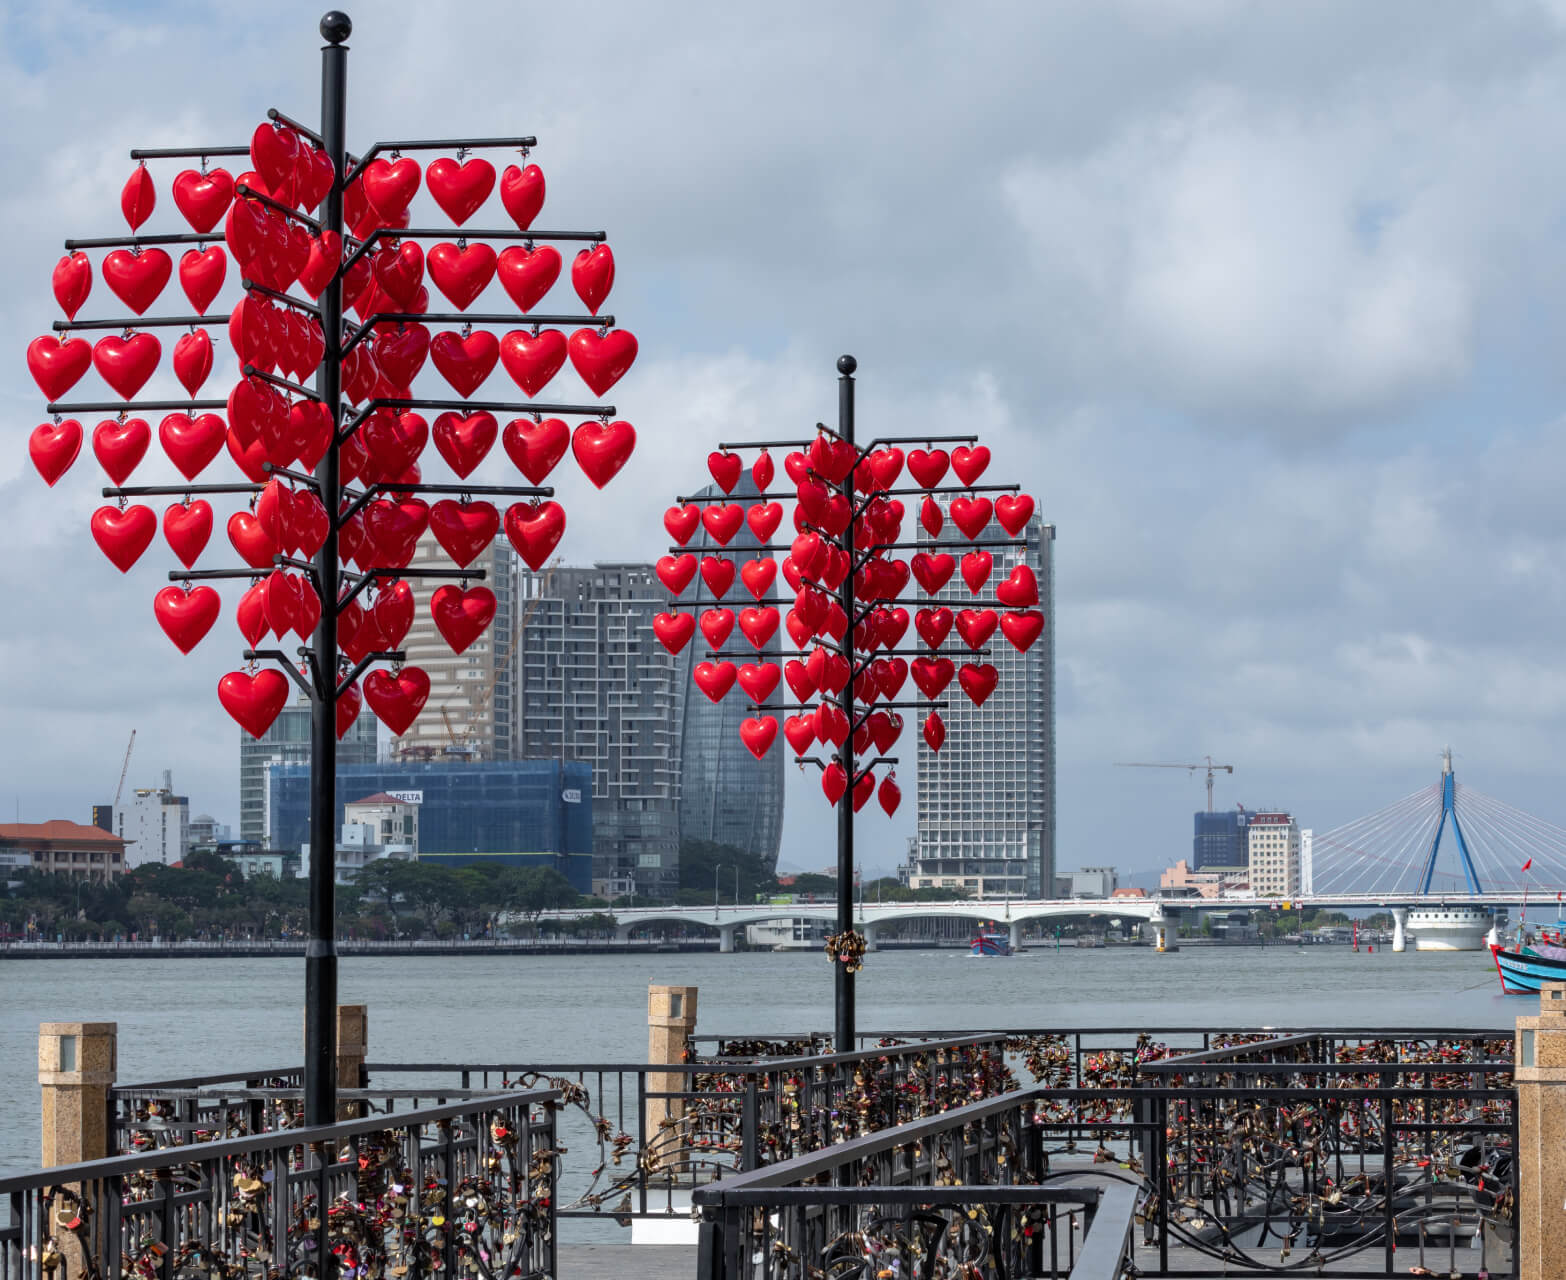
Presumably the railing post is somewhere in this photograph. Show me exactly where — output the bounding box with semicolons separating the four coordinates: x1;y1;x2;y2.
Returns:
39;1022;117;1168
646;984;699;1171
741;1079;760;1172
1381;1088;1395;1275
336;1004;368;1119
1514;980;1566;1279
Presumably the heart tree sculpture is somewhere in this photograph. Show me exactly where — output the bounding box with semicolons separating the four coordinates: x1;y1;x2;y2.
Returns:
22;12;639;1122
654;356;1042;1049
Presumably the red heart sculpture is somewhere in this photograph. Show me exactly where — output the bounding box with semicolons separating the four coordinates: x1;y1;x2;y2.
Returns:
154;585;220;653
572;419;636;488
910;553;955;594
371;580;416;648
693;660;737;702
955;608;999;650
657;553;697;594
783;714;815;757
298;232;342;299
571;244;615;314
502;416;570;483
430;330;500;397
364;497;430;566
752;451;775;491
1000;610;1044;652
496;244;561;312
364;666;431;736
374;325;431;388
784;659;817;701
432;410;498;477
372;241;425;309
960;551;992;594
504;500;566;570
28;420;82;486
90;504;156;572
806;434;857;485
162;499;212;568
218;669;290;738
27;336;92;401
994;493;1035;536
814;703;849;745
426;156;496;225
784;609;814;648
172;167;234;232
52;253;92;320
740;558;777;600
951;445;991;485
227;511;276;568
995;564;1038;607
291;402;333;472
869;711;903;755
431;584;496;654
949;496;993;540
922;711;946;752
702;504;745;546
738;716;777;760
91;418;150;484
159;412;226;480
737;662;780;703
499;163;546;229
263;570;297;639
291;492;329;559
874;657;909;699
958;662;999;706
653;612;695;654
172;329;213;396
920;495;944;537
915;606;954;649
427;241;497;310
120;165;156;230
708;450;742;493
700;555;735;598
429;500;499;568
907;448;949;488
747;502;783;541
236;583;269;649
177;246;227;315
700;608;735;650
500;329;568;397
850;771;876;813
102;248;172;315
663;504;701;546
360;157;422;221
336;682;363;740
249;124;300;198
738;606;780;649
821;763;848;807
92;334;161;401
869;447;904;490
910;656;955;699
567;328;638;396
877;606;911;648
877;774;902;816
362;409;429;479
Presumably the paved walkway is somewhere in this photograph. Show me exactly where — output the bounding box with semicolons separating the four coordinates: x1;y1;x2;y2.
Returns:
560;1244;696;1280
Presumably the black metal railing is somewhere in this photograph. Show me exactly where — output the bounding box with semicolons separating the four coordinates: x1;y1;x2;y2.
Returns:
2;1088;558;1280
107;1036;1015;1225
692;1089;1138;1280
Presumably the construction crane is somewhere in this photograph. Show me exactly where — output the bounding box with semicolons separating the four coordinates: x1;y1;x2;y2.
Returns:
112;730;136;810
1115;756;1234;812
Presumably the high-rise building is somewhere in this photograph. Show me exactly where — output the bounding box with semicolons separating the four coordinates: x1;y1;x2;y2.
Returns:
392;530;518;762
517;563;685;898
1246;811;1301;896
268;759;594;892
910;513;1055;898
1193;808;1250;871
239;697;376;845
677;475;785;871
115;774;189;869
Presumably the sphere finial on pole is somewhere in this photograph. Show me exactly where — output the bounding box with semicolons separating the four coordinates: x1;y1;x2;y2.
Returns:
320;10;352;43
837;354;857;376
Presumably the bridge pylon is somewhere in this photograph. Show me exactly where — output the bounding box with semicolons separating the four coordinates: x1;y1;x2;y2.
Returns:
1417;748;1482;894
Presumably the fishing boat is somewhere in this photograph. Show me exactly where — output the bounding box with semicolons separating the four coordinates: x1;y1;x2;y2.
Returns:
969;931;1013;957
1491;941;1566;994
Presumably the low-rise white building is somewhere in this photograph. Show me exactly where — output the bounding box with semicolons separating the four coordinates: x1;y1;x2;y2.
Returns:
115;775;189;868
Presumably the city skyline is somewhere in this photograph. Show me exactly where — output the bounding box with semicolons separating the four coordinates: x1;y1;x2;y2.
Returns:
11;3;1566;878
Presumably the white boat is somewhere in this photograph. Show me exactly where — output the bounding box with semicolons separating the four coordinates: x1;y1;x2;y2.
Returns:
1407;905;1493;952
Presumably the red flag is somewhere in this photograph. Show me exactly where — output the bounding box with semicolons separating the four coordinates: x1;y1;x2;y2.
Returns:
1522;858;1533;872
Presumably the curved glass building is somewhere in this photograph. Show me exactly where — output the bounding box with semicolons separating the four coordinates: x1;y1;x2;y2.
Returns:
678;473;785;871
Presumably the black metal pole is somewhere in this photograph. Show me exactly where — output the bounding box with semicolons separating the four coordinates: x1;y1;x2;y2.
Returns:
304;9;351;1128
834;354;857;1052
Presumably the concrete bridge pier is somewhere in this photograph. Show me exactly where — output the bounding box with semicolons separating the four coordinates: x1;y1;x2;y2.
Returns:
718;924;737;953
1391;907;1408;953
1009;920;1024;952
863;922;878;953
1150;911;1179;953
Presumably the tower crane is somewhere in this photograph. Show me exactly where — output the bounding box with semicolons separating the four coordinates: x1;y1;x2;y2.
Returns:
1115;756;1234;812
113;730;137;810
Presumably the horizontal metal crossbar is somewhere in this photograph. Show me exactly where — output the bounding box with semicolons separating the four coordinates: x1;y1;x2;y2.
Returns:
64;232;226;249
54;315;220;331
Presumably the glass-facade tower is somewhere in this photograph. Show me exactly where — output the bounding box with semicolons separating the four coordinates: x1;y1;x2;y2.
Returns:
677;474;785;872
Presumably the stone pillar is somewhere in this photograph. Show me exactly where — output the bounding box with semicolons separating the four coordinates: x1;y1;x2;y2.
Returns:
646;984;698;1172
39;1022;117;1167
1516;981;1566;1279
336;1005;368;1118
1391;907;1408;953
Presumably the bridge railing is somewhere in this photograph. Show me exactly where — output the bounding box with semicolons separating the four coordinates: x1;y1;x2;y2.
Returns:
1;1088;558;1280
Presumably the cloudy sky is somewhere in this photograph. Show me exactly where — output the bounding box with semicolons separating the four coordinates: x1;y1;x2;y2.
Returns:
7;0;1566;885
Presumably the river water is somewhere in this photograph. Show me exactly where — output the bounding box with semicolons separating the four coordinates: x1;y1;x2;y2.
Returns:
0;943;1521;1177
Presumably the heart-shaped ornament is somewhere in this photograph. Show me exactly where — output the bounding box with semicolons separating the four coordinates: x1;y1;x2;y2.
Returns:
28;420;82;486
502;416;570;483
218;669;290;738
154;585;220;653
364;666;431;736
431;584;496;654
